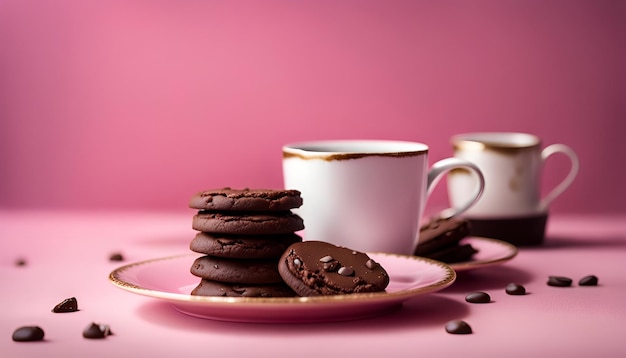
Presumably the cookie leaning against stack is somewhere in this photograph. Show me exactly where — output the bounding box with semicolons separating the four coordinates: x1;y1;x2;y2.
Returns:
414;217;478;263
278;241;390;296
188;188;304;297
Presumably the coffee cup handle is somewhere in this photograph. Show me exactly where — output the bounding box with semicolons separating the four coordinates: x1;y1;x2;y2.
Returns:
427;158;485;219
538;144;579;211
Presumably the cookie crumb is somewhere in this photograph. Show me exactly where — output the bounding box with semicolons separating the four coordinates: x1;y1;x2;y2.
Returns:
83;322;113;339
52;297;79;313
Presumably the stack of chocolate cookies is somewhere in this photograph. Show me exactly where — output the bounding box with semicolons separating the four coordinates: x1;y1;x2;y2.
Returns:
414;217;478;263
188;188;305;297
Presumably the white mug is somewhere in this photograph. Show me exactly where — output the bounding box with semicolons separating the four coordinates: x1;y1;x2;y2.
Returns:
448;132;579;218
282;140;485;254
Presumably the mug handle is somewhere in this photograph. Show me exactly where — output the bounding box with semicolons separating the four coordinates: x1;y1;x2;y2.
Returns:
538;144;579;211
427;158;485;219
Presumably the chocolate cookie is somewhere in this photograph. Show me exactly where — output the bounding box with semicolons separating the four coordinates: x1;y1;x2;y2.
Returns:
278;241;390;296
190;255;283;284
190;232;302;259
191;279;296;298
415;217;470;256
192;212;304;235
422;243;478;264
189;188;303;212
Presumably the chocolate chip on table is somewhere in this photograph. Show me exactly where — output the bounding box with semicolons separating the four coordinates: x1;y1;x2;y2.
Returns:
547;276;573;287
83;322;113;339
578;275;598;286
465;292;491;303
445;320;472;334
109;252;124;262
505;283;526;295
12;326;45;342
52;297;79;313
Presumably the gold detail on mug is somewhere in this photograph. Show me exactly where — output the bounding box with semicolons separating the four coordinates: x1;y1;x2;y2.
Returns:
448;168;472;176
509;160;525;192
509;176;521;192
282;150;425;161
452;132;541;155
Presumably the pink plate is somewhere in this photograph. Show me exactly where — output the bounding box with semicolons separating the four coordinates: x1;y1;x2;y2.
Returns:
449;237;518;272
109;253;455;323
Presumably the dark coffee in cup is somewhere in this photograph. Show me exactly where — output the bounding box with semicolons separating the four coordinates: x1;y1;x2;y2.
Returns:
466;212;548;246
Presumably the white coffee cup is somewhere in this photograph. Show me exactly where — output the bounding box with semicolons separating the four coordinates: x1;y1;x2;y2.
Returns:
282;140;485;254
448;132;579;218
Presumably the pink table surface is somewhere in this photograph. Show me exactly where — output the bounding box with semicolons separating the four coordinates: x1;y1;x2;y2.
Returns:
1;210;625;358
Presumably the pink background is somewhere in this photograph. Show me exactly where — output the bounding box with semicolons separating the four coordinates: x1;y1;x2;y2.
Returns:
1;0;624;213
